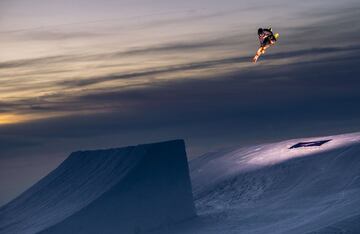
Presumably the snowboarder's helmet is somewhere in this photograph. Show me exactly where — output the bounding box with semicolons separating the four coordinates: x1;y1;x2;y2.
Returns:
258;28;263;34
274;33;280;39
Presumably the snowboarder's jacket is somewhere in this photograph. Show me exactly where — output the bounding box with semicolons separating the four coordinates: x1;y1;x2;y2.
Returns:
258;28;276;47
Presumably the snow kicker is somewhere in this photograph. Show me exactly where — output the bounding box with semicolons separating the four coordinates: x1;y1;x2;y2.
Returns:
0;140;196;234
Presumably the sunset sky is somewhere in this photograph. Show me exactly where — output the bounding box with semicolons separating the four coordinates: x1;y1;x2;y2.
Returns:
1;0;360;205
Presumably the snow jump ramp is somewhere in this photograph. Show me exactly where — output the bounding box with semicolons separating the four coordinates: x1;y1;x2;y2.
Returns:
0;140;196;234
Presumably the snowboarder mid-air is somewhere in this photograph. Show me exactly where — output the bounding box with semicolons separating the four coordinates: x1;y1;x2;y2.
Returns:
253;27;279;63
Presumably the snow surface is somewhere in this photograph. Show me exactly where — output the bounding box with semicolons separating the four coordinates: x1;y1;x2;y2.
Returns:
1;133;360;234
152;132;360;234
0;140;195;234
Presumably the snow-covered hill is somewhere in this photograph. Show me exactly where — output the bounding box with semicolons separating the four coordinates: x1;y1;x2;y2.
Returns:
2;133;360;234
0;140;195;234
154;132;360;234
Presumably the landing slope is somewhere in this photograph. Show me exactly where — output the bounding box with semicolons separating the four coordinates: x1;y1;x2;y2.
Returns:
0;140;195;234
156;132;360;234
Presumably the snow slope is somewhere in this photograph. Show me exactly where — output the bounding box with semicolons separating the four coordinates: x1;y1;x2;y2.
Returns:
154;132;360;234
0;140;195;234
2;133;360;234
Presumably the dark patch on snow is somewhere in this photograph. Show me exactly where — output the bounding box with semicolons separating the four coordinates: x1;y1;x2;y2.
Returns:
289;139;332;149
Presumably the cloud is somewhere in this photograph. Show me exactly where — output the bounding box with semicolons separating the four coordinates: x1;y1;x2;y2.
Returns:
0;55;71;69
110;39;232;56
1;2;360;158
0;135;41;152
1;45;360;141
0;42;359;120
55;44;360;89
0;35;236;70
19;30;103;41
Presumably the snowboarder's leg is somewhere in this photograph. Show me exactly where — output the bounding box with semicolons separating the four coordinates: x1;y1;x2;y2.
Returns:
261;44;271;54
260;47;266;54
253;46;264;63
253;54;259;63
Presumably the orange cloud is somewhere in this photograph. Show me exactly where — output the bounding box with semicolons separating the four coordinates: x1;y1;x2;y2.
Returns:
0;114;26;125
